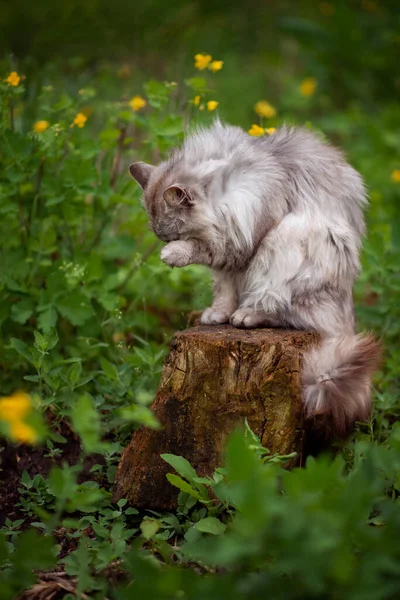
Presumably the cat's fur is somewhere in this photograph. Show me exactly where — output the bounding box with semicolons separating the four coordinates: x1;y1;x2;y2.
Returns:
129;120;381;435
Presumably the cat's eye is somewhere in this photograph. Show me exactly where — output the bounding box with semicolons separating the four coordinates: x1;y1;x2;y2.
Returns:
163;185;191;206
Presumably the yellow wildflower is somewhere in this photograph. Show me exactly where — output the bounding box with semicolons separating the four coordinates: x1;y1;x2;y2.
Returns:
300;77;318;97
9;421;38;444
207;101;219;112
194;54;212;71
33;120;50;134
265;127;277;135
254;101;276;119
129;95;147;112
209;60;224;73
319;2;335;16
72;113;88;128
0;392;32;422
391;169;400;183
194;95;201;106
5;71;20;87
248;124;265;137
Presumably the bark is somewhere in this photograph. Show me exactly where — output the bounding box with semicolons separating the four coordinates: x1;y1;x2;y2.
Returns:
113;325;320;510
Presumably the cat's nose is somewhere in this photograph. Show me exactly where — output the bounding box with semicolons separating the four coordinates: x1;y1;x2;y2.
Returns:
157;232;179;242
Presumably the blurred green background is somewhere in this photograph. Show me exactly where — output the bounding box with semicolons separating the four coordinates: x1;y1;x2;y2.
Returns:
2;0;400;110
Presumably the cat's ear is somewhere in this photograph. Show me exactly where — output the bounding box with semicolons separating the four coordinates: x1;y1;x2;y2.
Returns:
163;185;194;207
129;162;154;189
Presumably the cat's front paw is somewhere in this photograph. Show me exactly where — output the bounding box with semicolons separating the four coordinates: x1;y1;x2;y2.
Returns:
161;241;193;267
230;308;267;329
200;307;231;325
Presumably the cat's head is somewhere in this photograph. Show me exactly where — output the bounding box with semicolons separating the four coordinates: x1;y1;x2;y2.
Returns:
129;161;211;242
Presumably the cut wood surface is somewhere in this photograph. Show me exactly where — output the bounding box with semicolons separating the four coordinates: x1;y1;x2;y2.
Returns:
113;325;320;510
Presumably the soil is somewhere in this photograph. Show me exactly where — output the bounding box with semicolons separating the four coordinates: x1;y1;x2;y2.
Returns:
0;421;105;526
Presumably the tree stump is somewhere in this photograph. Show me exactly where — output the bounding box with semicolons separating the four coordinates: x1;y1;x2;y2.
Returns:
112;325;319;511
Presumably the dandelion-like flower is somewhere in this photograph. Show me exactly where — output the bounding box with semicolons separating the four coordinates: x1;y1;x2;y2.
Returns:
254;101;276;119
194;54;212;71
207;101;219;112
9;421;38;444
248;124;265;137
265;127;277;135
391;169;400;183
0;392;38;444
129;95;147;112
72;113;88;128
300;77;317;97
33;120;50;133
0;392;31;421
5;71;20;86
193;95;201;106
209;60;224;73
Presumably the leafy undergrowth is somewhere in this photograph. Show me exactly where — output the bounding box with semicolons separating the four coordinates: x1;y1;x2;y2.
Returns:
0;50;400;599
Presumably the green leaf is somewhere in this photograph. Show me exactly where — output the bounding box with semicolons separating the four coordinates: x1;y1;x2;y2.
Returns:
185;77;207;92
10;298;34;324
1;530;56;597
56;292;93;326
195;517;227;535
10;338;33;363
37;306;58;333
156;115;183;137
47;465;77;499
67;361;82;386
100;357;119;381
64;538;96;594
161;454;198;482
119;405;160;429
71;395;104;454
166;474;203;501
140;518;160;540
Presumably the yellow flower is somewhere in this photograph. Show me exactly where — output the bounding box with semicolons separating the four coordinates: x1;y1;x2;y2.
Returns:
194;95;201;106
248;124;265;137
194;54;212;71
72;113;88;128
129;95;147;112
5;71;20;86
300;77;318;97
207;101;219;112
209;60;224;73
0;392;32;422
254;101;276;119
9;421;38;444
33;120;50;134
265;127;277;135
391;169;400;183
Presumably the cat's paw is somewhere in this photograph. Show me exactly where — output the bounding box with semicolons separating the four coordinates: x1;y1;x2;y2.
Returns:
230;308;267;329
200;307;231;325
161;241;193;267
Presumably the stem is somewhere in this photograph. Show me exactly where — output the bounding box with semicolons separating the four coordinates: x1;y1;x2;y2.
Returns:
110;126;127;189
116;240;159;293
9;54;15;131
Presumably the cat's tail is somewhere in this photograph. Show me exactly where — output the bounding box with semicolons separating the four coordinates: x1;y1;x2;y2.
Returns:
302;333;381;436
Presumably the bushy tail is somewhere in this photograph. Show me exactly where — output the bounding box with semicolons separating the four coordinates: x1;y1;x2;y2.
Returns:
302;333;381;436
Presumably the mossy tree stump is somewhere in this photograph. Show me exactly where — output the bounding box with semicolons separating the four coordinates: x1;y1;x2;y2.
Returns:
112;325;319;511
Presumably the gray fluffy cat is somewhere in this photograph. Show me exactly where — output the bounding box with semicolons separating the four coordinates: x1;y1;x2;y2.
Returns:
129;120;380;435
